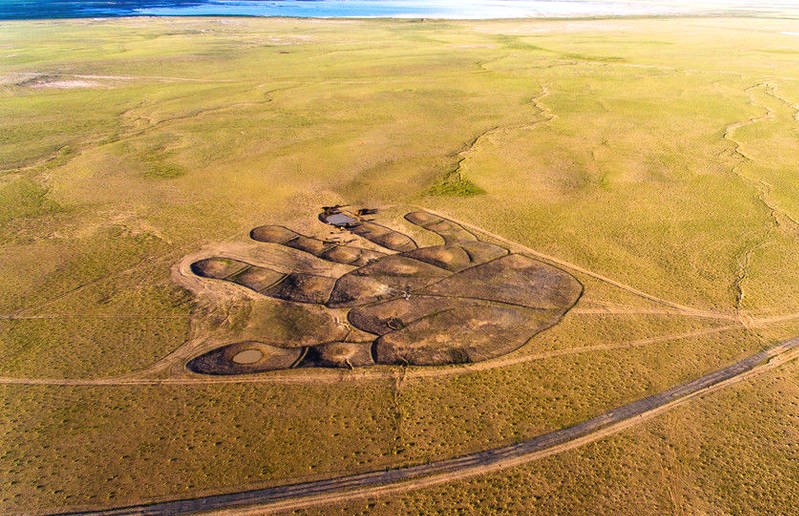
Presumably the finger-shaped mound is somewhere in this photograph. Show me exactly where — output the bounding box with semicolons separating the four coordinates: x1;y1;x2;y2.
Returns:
251;225;385;267
187;341;306;375
191;258;285;292
191;257;336;304
320;212;418;252
402;241;508;271
404;211;478;245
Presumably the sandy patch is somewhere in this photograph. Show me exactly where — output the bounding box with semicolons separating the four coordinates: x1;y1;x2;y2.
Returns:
29;79;103;89
0;73;37;85
8;73;107;89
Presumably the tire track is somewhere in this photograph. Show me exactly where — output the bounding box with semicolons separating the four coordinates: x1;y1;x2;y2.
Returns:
55;337;799;516
2;208;791;389
4;313;798;387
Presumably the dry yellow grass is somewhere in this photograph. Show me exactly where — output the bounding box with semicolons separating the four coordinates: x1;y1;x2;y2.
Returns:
305;357;799;514
0;14;798;514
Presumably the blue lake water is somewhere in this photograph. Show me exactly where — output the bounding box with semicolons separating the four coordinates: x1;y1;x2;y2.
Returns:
0;0;794;21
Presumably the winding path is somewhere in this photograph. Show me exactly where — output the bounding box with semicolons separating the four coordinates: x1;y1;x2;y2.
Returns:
59;337;799;516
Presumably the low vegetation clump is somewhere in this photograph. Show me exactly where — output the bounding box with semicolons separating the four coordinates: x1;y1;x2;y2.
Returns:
426;172;485;197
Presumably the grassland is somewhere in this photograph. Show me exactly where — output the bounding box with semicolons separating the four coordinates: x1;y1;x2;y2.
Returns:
1;14;798;514
305;356;799;515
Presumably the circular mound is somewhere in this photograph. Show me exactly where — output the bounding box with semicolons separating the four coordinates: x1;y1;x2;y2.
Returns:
191;257;245;279
308;342;374;368
404;211;439;225
250;225;297;243
187;341;305;375
322;245;360;263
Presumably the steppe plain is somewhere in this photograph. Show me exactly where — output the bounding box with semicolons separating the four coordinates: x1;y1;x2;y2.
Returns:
1;14;798;514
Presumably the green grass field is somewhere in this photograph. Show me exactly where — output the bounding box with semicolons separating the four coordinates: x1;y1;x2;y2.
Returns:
1;14;798;513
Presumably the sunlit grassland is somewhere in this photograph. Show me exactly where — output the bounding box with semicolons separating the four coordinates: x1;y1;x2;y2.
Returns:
1;15;798;513
314;358;799;515
3;319;795;512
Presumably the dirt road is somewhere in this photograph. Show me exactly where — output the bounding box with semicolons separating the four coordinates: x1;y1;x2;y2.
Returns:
58;337;799;516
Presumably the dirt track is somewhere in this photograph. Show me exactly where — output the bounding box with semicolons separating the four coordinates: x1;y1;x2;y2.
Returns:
415;206;731;319
4;209;782;387
8;208;799;514
57;337;799;516
3;317;796;388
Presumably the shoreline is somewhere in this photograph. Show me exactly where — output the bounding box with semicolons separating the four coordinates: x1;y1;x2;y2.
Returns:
0;12;795;24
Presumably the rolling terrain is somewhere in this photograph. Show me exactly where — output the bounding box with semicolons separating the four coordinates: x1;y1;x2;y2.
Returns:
1;14;799;514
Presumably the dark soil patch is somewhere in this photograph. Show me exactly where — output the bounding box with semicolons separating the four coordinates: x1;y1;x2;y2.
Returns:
187;341;305;375
185;208;582;374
